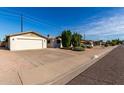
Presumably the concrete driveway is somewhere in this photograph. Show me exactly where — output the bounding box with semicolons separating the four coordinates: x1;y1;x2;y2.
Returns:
0;46;116;84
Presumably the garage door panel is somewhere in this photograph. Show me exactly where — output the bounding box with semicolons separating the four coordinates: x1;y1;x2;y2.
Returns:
11;37;45;51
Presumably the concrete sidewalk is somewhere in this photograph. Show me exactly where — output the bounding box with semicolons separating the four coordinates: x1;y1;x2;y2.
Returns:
19;46;117;85
67;45;124;85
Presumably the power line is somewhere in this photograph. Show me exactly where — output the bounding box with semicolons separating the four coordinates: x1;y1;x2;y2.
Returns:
23;16;58;28
0;11;20;17
0;8;64;37
0;10;58;29
0;8;62;29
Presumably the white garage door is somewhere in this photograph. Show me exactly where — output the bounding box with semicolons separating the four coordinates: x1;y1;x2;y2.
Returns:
10;37;46;51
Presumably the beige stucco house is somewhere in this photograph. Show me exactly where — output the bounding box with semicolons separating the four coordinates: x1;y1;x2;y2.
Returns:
6;31;47;51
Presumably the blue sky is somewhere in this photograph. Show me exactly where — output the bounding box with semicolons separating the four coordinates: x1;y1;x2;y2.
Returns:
0;7;124;41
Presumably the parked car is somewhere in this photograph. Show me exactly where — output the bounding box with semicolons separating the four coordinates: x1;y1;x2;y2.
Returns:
83;44;93;48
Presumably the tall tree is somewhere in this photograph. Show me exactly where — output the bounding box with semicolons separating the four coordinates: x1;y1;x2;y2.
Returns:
71;32;82;47
61;30;72;47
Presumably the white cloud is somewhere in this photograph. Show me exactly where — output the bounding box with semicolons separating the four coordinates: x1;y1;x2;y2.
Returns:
70;9;124;40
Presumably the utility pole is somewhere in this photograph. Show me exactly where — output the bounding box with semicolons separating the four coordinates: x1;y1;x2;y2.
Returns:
84;33;86;40
21;14;23;32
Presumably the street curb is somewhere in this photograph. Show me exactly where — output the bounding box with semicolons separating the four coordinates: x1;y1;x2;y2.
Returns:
46;46;118;85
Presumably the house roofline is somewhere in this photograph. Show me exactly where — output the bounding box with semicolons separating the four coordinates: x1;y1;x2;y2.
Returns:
6;31;47;39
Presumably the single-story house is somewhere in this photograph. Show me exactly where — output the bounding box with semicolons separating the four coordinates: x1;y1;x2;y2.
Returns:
0;41;6;47
94;40;105;46
47;36;62;48
6;31;47;51
81;40;94;47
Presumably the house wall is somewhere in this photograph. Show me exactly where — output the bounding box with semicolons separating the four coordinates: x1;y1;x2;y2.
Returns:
7;38;10;49
48;38;62;48
9;35;47;51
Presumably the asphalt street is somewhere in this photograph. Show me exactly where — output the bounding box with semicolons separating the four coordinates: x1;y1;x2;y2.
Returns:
67;45;124;85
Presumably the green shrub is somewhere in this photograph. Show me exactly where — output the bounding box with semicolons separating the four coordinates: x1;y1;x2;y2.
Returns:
110;39;122;46
111;40;117;46
72;46;85;51
81;44;86;48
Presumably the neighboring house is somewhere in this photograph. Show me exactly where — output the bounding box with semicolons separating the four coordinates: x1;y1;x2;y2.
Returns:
47;36;62;48
94;40;105;46
81;40;94;47
0;41;6;47
0;42;2;47
6;31;47;51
